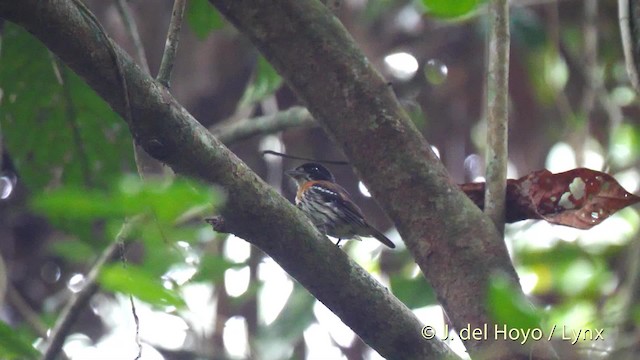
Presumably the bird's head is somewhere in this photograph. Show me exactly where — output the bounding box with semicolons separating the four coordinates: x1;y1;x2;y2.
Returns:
285;163;336;186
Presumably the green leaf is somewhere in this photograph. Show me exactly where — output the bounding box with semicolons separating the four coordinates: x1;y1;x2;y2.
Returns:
99;264;186;308
186;0;224;39
420;0;484;19
487;272;542;331
239;56;283;107
0;25;134;191
0;321;39;360
390;274;437;309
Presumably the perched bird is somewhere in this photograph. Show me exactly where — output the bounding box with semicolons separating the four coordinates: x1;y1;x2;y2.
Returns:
285;163;395;248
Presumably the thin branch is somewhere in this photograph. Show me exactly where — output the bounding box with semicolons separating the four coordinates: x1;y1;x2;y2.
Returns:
114;3;180;352
42;217;140;360
0;252;6;312
6;284;49;339
129;295;142;360
614;233;640;356
619;0;640;93
113;0;169;179
113;0;167;178
484;0;510;234
210;106;316;144
114;0;150;74
570;0;598;168
581;0;598;116
113;3;165;355
157;0;186;88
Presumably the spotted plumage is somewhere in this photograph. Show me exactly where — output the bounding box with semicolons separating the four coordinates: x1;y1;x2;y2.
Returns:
286;163;395;248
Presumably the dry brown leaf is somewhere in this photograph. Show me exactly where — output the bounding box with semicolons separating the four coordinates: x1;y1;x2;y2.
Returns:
460;168;640;229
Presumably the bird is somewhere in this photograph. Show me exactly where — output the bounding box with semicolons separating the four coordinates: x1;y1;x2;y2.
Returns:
285;162;395;248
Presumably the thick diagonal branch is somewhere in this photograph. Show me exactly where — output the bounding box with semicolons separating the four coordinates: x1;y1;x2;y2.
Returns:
209;0;555;358
0;1;455;358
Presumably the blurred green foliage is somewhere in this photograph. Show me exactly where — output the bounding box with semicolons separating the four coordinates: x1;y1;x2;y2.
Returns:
518;242;615;299
32;176;221;223
390;273;437;309
610;123;640;168
419;0;486;19
100;264;186;308
186;0;224;39
510;8;547;49
239;56;284;107
0;321;39;360
487;272;543;331
0;24;134;191
31;176;225;308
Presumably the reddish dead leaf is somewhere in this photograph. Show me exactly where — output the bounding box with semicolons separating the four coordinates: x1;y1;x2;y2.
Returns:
460;168;640;229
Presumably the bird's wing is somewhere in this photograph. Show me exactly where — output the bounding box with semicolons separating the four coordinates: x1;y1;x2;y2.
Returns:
311;181;395;248
311;181;367;226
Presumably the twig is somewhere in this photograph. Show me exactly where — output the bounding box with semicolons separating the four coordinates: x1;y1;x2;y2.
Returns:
114;0;150;74
210;106;316;144
569;0;598;168
114;3;178;354
42;217;140;360
114;4;175;354
484;0;510;234
211;237;228;353
581;0;598;116
157;0;187;88
612;232;640;357
0;252;6;310
6;284;49;339
114;4;181;351
113;0;167;179
619;0;640;93
129;295;142;360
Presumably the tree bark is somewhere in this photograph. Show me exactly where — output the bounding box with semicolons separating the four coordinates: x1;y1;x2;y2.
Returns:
0;0;456;358
209;0;556;358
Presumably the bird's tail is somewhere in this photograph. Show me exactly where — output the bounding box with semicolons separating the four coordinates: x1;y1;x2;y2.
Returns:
366;225;396;248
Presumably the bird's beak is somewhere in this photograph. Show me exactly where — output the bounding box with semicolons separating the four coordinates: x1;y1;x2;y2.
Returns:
285;169;304;178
